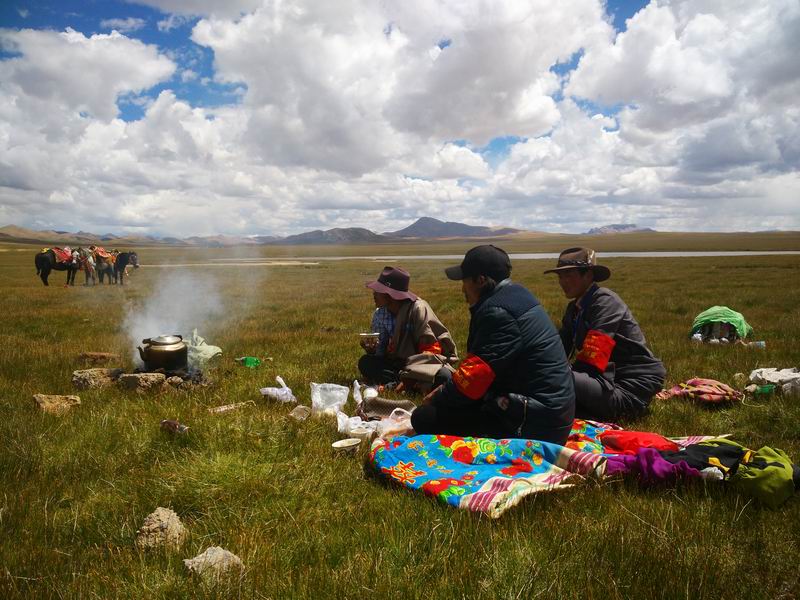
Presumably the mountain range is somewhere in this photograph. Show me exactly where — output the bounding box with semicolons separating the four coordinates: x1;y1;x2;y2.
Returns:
0;217;530;247
584;224;657;235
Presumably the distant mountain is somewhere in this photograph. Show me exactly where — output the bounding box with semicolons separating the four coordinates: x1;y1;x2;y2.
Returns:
278;227;388;245
183;235;261;247
585;224;657;235
0;217;524;247
387;217;521;238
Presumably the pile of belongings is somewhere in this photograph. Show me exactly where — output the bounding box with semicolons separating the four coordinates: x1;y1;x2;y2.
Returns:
690;306;753;343
749;368;800;397
370;420;800;517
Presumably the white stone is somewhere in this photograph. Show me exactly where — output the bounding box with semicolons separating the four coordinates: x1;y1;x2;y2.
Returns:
183;546;244;580
135;507;187;549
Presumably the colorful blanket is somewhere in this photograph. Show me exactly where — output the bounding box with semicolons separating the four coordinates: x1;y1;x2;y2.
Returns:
51;247;73;263
370;420;724;518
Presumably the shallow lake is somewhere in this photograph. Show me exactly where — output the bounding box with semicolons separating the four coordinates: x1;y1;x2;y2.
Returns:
194;250;800;264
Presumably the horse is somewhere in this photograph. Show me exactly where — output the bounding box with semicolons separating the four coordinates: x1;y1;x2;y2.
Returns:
77;247;96;286
94;251;139;284
34;249;80;286
113;251;139;285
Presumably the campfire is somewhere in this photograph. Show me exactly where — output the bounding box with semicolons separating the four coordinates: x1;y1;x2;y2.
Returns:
71;333;216;393
131;333;213;388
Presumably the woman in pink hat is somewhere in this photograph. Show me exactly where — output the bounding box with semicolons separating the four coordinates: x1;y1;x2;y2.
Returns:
359;266;457;392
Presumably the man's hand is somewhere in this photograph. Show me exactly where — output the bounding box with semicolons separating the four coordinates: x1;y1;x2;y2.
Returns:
422;384;443;405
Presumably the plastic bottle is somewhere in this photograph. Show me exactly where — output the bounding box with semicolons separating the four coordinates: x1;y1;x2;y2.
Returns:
746;341;766;349
235;356;261;368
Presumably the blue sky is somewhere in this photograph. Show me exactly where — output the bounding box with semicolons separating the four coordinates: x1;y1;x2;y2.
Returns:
0;0;797;236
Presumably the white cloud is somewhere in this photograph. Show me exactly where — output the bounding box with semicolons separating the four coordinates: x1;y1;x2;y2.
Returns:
0;0;798;236
100;17;147;33
131;0;263;19
157;14;191;32
0;27;175;121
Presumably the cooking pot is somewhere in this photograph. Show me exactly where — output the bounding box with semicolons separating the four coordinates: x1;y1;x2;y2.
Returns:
138;334;188;371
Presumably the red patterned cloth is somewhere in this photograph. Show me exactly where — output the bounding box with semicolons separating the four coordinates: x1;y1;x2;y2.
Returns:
52;247;73;263
598;430;680;455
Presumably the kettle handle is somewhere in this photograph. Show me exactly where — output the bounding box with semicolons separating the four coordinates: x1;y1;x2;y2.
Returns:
141;338;151;345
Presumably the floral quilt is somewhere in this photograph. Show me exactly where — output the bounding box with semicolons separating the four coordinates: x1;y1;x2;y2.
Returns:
369;420;722;518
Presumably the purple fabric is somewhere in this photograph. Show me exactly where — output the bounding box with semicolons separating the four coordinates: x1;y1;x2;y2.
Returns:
605;448;703;483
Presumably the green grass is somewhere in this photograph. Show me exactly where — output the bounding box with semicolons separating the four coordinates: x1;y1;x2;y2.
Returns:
1;240;800;599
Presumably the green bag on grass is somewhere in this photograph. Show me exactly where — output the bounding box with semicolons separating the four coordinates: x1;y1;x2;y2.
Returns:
731;445;799;509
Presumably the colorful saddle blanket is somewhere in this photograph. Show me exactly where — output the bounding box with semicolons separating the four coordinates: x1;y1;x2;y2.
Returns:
51;247;73;263
93;246;112;259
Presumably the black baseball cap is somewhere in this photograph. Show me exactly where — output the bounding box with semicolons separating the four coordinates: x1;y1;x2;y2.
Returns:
445;245;512;281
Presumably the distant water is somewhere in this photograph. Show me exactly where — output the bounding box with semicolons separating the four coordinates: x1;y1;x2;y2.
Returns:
203;251;800;262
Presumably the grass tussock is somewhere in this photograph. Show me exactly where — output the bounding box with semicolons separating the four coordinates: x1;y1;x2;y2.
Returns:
1;244;799;599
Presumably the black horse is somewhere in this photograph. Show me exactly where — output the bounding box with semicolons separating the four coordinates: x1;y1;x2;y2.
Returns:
95;251;139;284
35;249;80;286
113;251;140;285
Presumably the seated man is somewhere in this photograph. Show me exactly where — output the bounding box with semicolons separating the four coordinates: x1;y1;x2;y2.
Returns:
412;245;575;445
545;247;666;421
358;266;457;391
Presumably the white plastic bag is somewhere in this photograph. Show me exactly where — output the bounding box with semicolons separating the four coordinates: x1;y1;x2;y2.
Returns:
260;375;297;403
310;382;349;415
376;408;414;438
336;410;379;436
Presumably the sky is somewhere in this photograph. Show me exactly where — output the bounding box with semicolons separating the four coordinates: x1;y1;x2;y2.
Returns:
0;0;798;238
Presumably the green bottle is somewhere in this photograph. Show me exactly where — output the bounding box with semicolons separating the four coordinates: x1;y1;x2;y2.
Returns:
236;356;261;368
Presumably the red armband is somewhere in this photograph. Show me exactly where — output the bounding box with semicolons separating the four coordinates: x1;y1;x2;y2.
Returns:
452;354;495;400
418;340;442;354
576;329;616;372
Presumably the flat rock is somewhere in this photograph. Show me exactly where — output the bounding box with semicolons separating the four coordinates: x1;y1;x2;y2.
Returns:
135;507;187;549
78;352;121;365
72;368;124;390
33;394;80;414
119;373;167;391
183;546;244;580
166;376;184;387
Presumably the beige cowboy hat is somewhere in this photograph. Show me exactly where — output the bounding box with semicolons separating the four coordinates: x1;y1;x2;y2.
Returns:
543;247;611;282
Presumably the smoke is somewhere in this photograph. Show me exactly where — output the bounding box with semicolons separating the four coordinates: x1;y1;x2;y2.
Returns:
124;270;224;366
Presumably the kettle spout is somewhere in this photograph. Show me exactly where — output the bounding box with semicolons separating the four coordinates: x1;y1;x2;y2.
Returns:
137;346;146;361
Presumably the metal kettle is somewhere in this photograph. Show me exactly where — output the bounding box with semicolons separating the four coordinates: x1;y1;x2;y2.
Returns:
137;334;188;371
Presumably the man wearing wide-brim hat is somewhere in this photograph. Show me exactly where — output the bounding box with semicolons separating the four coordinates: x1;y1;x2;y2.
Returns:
411;245;575;445
545;247;666;421
359;266;457;391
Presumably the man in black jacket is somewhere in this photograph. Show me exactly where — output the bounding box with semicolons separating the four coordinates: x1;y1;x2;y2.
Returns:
411;245;575;445
545;247;666;421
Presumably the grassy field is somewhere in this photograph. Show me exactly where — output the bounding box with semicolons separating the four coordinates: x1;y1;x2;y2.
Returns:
1;238;799;599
